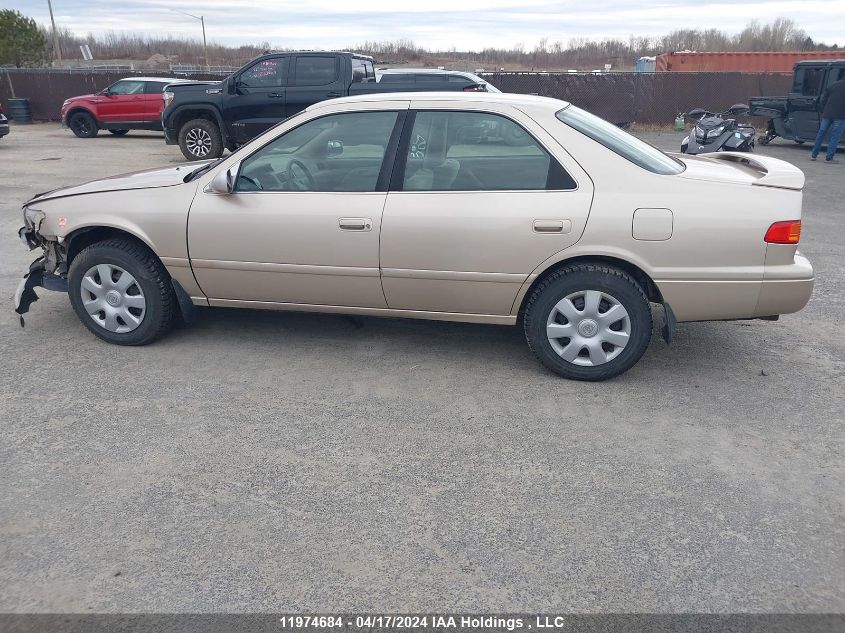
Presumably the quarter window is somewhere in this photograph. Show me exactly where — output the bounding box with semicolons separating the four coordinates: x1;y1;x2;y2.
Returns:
401;111;575;191
239;58;287;87
557;105;684;175
295;56;337;86
236;111;398;193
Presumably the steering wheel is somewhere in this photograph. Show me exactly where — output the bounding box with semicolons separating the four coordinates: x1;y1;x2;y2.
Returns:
239;174;263;191
287;159;316;191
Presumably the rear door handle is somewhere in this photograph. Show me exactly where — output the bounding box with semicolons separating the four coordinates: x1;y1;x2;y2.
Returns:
268;92;284;98
339;217;372;231
533;219;572;233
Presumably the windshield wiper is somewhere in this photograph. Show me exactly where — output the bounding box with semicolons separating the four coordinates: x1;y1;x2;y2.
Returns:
184;158;223;183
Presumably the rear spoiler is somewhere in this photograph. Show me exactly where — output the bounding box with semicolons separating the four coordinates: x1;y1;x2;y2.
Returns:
707;152;805;190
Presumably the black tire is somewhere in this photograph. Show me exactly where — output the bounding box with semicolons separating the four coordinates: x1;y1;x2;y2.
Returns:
178;118;223;161
523;264;653;381
109;129;130;136
68;238;176;346
69;111;98;138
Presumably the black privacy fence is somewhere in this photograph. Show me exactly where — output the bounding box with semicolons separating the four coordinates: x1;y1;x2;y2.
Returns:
1;67;793;126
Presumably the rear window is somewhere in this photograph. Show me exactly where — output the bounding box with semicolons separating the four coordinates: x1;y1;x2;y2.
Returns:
556;105;684;175
379;74;412;83
352;58;375;83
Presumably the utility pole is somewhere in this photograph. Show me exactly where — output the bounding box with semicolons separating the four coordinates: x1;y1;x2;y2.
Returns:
173;9;209;69
46;0;62;64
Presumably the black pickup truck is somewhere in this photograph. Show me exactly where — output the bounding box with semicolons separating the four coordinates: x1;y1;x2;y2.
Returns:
163;51;491;160
750;59;845;145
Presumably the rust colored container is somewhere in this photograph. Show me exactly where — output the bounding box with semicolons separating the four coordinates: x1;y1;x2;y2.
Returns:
655;51;842;73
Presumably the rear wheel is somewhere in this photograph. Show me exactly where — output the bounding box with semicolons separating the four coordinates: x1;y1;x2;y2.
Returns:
523;264;653;381
68;238;177;346
109;129;129;136
178;118;223;160
69;111;98;138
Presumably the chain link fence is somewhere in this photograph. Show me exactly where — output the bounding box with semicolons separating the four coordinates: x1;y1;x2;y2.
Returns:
484;71;793;125
2;67;793;125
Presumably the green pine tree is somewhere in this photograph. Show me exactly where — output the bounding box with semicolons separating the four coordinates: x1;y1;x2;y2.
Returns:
0;10;48;67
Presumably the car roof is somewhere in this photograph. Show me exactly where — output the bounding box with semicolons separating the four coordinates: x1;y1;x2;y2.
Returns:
379;68;474;76
308;91;568;111
117;77;193;83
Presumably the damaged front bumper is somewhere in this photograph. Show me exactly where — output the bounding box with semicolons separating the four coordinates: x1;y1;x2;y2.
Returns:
14;225;68;325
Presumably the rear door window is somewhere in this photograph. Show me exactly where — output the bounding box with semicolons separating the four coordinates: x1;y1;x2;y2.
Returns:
143;81;168;94
295;56;338;86
802;67;824;96
400;110;575;191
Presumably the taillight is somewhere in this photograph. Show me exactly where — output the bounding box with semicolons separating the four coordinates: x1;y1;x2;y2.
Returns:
764;220;801;244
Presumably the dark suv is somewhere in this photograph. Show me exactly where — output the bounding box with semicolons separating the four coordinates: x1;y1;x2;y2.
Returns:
162;51;494;160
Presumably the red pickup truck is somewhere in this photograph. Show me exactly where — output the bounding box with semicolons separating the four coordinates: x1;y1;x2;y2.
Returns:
61;77;192;138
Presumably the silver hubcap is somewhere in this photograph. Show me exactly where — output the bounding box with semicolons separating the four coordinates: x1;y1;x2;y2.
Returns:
185;127;212;157
80;264;146;333
546;289;631;366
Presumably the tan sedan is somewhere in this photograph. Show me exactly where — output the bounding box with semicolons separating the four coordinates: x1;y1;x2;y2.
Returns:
15;93;813;380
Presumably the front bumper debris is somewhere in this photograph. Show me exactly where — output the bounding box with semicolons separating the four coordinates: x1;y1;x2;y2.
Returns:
14;257;68;326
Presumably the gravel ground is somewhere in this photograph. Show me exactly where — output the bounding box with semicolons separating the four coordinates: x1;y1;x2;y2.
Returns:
0;124;842;613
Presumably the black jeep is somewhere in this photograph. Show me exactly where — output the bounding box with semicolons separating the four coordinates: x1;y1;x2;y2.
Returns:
750;59;845;145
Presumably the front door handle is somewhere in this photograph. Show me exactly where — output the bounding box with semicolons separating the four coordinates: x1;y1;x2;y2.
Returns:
326;91;342;98
268;92;284;98
339;217;372;231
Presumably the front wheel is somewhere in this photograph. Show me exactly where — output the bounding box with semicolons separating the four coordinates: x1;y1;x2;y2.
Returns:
68;238;177;345
109;129;129;136
178;118;223;160
69;111;98;138
523;264;653;381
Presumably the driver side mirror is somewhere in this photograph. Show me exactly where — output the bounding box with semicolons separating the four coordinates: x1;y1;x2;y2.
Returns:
227;77;238;95
205;162;240;194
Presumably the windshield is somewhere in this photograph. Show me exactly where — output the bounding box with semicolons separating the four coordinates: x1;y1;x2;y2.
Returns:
556;105;684;175
183;111;308;182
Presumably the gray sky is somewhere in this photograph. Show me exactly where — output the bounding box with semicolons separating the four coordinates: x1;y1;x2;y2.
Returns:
10;0;845;51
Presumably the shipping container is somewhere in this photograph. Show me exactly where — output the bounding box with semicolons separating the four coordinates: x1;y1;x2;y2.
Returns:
635;56;656;73
656;51;842;73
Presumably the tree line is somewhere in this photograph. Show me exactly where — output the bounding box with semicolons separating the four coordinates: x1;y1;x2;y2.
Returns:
0;10;839;70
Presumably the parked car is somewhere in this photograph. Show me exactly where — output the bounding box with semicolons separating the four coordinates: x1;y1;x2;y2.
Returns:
0;102;9;140
376;68;499;92
61;77;193;138
750;59;845;145
162;52;502;161
15;92;813;381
